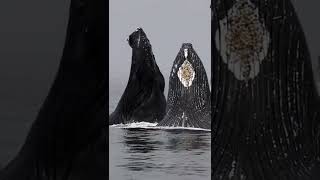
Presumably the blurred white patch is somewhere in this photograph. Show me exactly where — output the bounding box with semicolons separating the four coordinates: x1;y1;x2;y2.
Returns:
184;48;188;58
177;60;195;87
137;32;141;47
228;160;237;179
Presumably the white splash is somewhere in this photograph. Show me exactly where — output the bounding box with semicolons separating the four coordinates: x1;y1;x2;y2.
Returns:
109;122;211;131
110;122;157;128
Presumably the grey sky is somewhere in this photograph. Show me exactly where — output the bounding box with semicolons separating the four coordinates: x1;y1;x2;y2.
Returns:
109;0;211;111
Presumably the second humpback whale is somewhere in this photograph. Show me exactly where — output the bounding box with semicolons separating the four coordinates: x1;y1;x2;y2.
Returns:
211;0;320;179
157;43;211;129
109;28;166;125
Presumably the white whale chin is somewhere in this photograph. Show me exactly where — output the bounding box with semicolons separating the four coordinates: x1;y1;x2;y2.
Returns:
215;0;270;81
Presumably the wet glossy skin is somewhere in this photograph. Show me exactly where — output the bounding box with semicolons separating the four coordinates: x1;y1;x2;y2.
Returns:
0;0;107;179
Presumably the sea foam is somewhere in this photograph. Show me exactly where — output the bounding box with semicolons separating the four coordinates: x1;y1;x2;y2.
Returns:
109;122;211;132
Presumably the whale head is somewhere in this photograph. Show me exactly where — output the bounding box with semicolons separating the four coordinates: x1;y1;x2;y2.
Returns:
157;43;211;129
172;43;210;106
128;27;151;49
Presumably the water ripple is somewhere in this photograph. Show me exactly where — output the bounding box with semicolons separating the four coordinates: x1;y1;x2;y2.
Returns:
110;123;211;180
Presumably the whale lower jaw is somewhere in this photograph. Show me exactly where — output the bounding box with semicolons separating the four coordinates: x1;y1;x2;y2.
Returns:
157;110;211;129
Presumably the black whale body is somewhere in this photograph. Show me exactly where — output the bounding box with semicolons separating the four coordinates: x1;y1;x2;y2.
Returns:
109;28;166;125
157;43;211;129
211;0;320;179
0;0;107;179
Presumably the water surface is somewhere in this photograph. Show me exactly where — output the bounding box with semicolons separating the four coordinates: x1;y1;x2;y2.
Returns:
109;123;211;180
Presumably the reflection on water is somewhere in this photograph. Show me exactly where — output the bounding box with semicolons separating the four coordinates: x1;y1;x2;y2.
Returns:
123;128;162;153
109;127;211;180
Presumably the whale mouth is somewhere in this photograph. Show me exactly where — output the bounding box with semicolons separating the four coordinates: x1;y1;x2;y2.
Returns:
128;27;150;49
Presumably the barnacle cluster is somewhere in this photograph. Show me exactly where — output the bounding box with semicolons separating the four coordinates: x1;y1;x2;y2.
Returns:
222;0;268;81
178;60;195;88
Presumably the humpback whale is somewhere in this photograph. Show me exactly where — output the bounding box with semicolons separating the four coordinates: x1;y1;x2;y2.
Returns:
0;0;107;179
109;28;166;125
157;43;211;129
211;0;320;179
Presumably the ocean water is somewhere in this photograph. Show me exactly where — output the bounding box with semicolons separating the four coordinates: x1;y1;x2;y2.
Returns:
109;122;211;180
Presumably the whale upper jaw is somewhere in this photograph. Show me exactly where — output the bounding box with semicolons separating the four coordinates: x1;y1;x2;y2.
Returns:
180;43;193;57
128;27;150;49
181;43;193;49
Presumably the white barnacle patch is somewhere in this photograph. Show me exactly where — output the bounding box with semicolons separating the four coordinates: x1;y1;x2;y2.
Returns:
215;0;270;81
177;60;195;87
135;27;141;32
184;48;188;58
181;112;186;127
228;160;237;179
171;63;177;77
